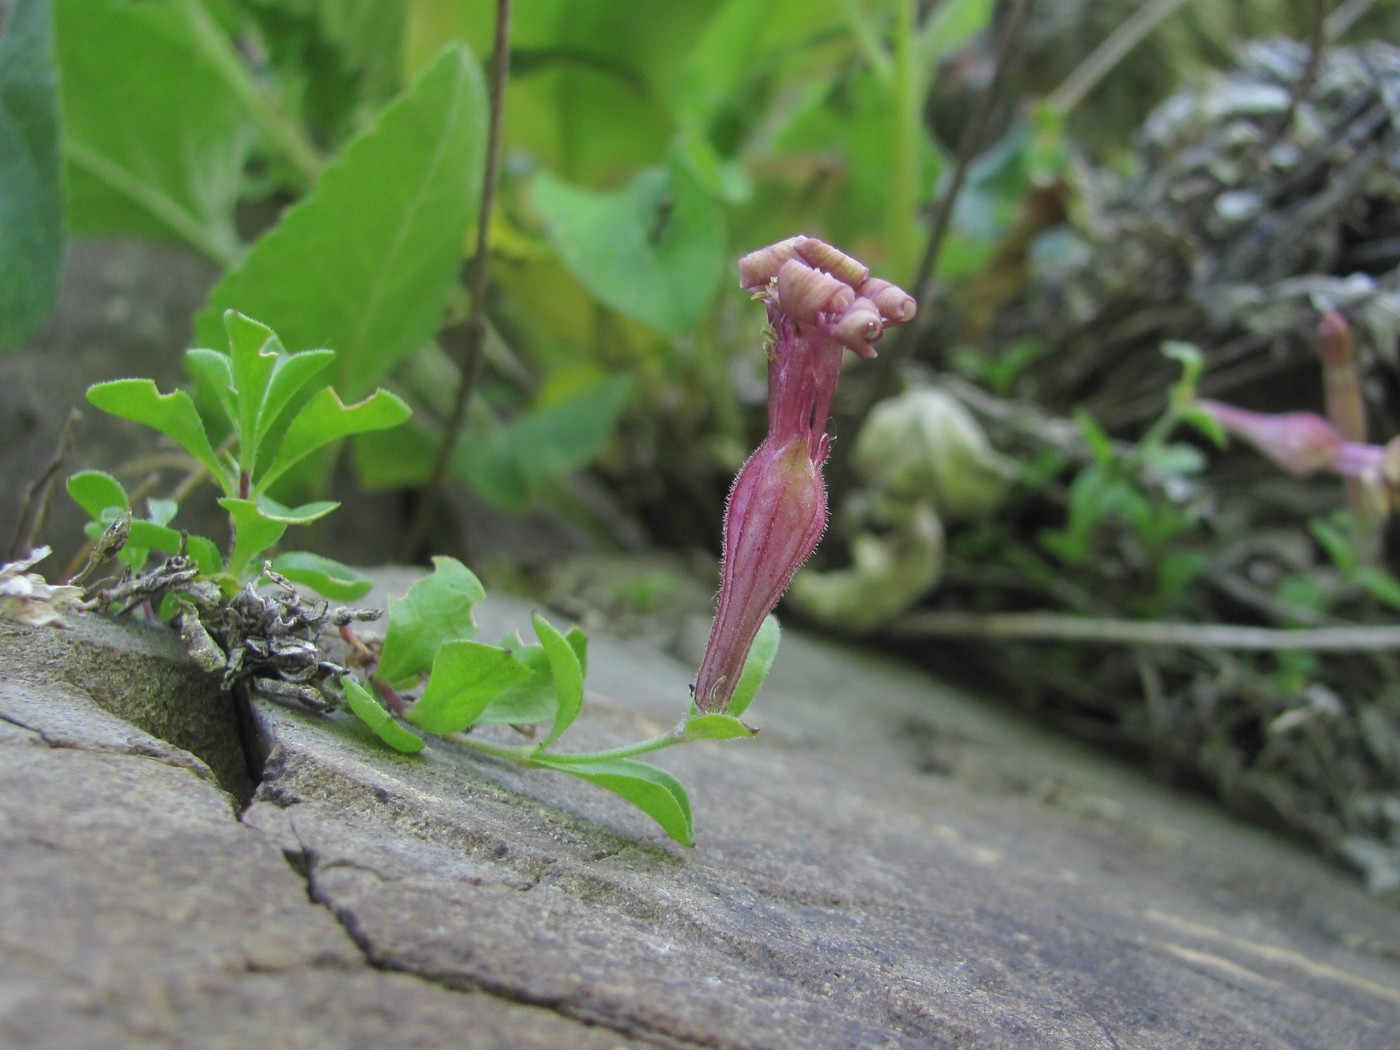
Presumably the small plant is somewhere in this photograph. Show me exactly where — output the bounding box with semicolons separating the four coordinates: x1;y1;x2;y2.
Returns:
72;309;410;600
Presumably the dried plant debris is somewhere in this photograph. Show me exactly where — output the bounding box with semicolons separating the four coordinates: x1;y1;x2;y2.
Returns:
0;547;86;628
88;558;381;714
1020;39;1400;429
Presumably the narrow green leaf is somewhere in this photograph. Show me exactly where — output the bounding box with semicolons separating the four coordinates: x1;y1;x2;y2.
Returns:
531;755;694;847
184;346;237;430
86;379;224;483
726;614;779;718
0;0;63;350
533;612;584;748
195;43;487;398
344;676;426;753
403;640;531;735
531;154;726;335
224;310;282;465
683;713;758;741
67;470;130;518
55;0;253;262
377;557;485;686
271;551;372;601
254;385;410;495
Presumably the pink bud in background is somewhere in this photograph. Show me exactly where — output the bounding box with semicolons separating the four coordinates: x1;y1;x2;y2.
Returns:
693;238;915;712
1196;400;1344;477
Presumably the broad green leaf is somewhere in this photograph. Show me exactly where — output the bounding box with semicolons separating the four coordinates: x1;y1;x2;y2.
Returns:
344;676;425;753
531;755;693;847
455;374;632;511
195;43;487;398
271;550;372;600
86;379;224;483
218;497;291;577
54;0;253;262
474;626;586;726
186;533;224;576
533;612;584;748
0;0;63;350
532;153;726;335
254;385;410;494
377;557;485;686
403;640;531;735
726;614;779;718
682;713;758;741
67;470;129;518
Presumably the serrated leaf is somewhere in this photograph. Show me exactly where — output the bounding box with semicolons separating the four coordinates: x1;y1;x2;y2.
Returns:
67;470;130;518
271;551;372;601
726;614;779;718
377;557;485;686
86;379;225;484
533;612;584;748
55;0;253;262
683;713;758;740
255;385;410;494
531;755;694;847
344;676;425;753
531;154;725;335
1;0;63;350
194;43;487;399
403;640;531;735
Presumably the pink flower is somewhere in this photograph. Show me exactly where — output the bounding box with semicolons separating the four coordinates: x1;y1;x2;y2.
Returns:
693;238;915;712
1197;400;1344;477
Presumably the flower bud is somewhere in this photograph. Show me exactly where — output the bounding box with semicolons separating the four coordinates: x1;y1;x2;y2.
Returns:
858;277;918;324
738;236;806;290
775;258;855;324
1197;400;1343;476
794;237;869;287
829;298;884;356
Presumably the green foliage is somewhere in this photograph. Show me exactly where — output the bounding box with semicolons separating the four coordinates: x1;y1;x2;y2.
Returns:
0;0;63;350
1034;345;1214;616
78;310;405;597
343;558;780;846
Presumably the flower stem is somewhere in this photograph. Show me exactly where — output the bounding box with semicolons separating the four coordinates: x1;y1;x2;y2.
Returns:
446;721;686;766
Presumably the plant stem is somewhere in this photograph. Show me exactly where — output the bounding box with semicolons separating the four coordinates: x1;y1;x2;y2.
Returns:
890;610;1400;652
177;0;322;191
446;722;687;766
889;0;920;281
1045;0;1191;117
401;0;512;562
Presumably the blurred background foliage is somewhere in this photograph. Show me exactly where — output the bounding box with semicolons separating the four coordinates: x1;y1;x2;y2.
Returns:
6;0;1400;895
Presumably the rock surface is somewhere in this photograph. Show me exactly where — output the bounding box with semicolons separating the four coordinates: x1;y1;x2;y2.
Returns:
4;575;1400;1048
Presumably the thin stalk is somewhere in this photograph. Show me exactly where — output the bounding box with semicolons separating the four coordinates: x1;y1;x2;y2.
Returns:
445;722;685;766
891;610;1400;651
401;0;512;562
833;0;892;79
177;0;322;190
1046;0;1192;117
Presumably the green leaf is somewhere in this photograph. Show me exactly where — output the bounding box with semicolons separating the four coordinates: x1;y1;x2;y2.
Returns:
218;498;291;578
1181;405;1228;448
54;0;253;262
533;612;584;748
0;0;63;350
219;310;337;459
67;470;129;518
530;755;693;847
403;640;532;735
456;374;632;511
195;43;487;398
1074;408;1113;467
377;557;486;686
343;676;426;753
271;551;372;600
1356;567;1400;611
683;713;758;741
254;385;410;494
725;614;779;718
186;533;224;576
86;379;225;484
473;624;589;726
532;152;726;335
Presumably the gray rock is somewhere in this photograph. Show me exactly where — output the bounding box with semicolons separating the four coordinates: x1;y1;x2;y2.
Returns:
4;583;1400;1048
